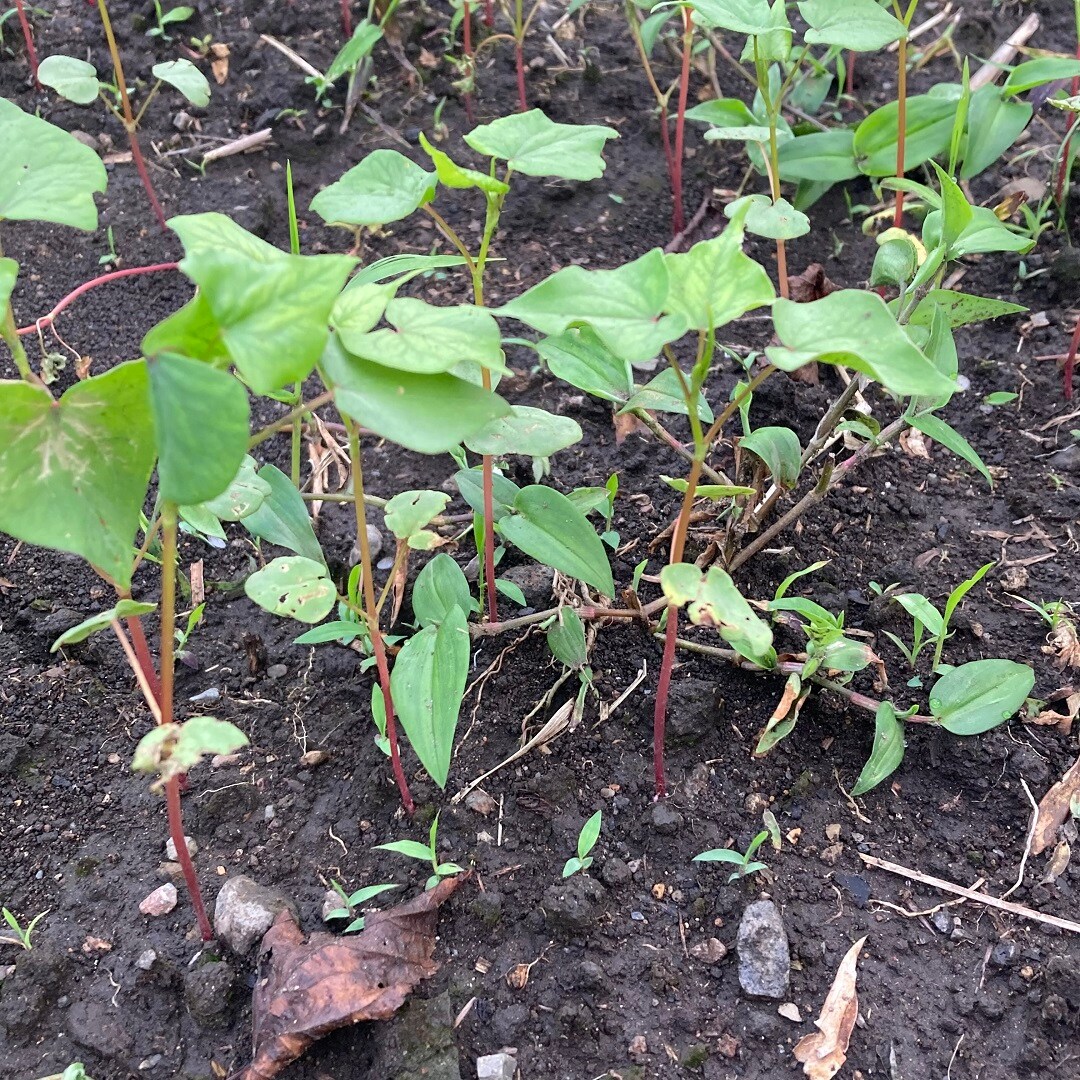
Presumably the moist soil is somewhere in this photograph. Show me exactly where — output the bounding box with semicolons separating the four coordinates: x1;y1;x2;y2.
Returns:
2;1;1080;1078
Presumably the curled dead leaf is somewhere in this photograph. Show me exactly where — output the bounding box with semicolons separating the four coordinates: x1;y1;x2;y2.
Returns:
1040;840;1071;885
1032;752;1080;856
210;43;230;84
1044;620;1080;670
506;963;531;989
234;875;463;1080
1027;690;1080;737
793;936;866;1080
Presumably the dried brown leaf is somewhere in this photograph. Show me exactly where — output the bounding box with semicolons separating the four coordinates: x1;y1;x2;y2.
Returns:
1044;620;1080;670
235;875;463;1080
1040;840;1071;885
1027;690;1080;737
613;410;644;445
210;43;230;84
1032;753;1080;856
793;936;866;1080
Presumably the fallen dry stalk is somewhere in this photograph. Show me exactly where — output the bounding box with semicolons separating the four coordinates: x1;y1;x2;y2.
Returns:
859;853;1080;934
970;13;1040;90
203;128;272;164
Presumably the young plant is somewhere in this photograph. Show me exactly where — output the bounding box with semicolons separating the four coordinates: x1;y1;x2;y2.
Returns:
563;810;602;878
694;812;779;883
376;814;465;890
37;2;211;230
147;0;194;40
1;906;47;950
324;880;400;932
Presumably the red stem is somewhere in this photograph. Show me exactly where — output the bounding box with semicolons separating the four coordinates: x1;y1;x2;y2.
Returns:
463;1;475;126
14;0;40;88
660;102;676;200
166;776;213;940
893;37;908;227
671;7;693;237
16;263;179;336
483;0;494;27
341;0;352;38
373;632;415;814
515;39;527;111
1065;313;1080;401
126;127;169;233
125;615;162;706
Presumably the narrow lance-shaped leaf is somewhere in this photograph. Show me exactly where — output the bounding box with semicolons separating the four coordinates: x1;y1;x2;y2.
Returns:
412;553;475;628
51;600;157;652
850;701;905;796
241;463;325;564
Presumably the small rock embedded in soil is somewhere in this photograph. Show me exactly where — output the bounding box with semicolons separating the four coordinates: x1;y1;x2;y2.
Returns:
165;835;197;861
214;875;296;955
139;883;177;917
266;663;288;680
184;961;235;1029
737;900;790;999
188;687;220;704
689;937;727;964
299;748;331;768
349;523;384;565
601;857;632;887
649;802;683;835
135;949;157;971
477;1050;517;1080
542;874;605;935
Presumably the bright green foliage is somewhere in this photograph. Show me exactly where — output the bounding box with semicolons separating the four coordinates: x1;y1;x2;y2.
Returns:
391;606;469;789
151;59;211;106
51;600;157;652
323;21;384;87
464;109;618;180
688;0;774;36
548;607;589;670
384;489;450;550
798;0;906;51
465;405;582;457
309;150;437;226
197;456;273;522
0;362;154;586
0;99;107;229
0;258;16;309
349;298;505;375
148;353;250;506
663;216;775;331
563;810;601;877
622;368;713;422
419;133;509;194
536;328;634;403
325;880;399;933
768;291;956;398
132;715;249;789
777;130;860;183
740;426;802;487
499;486;615;597
240;464;325;563
1002;57;1080;95
850;702;905;796
377;814;464;890
728;195;810;240
331;281;396;348
245;556;337;623
854;94;955;176
454;467;520;522
321;336;510;454
661;564;773;664
166;214;355;394
906;291;1026;329
412;553;476;628
38;55;100;104
930;660;1034;735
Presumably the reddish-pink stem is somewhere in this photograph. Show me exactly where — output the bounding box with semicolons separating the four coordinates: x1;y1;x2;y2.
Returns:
14;0;40;87
845;51;855;96
126;615;162;706
16;263;179;336
166;776;213;940
126;128;168;233
483;0;494;27
514;39;527;111
1065;313;1079;401
341;0;352;38
653;610;678;798
671;7;693;236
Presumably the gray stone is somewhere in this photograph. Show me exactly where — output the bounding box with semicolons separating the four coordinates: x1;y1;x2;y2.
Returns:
649;802;683;835
214;875;296;955
600;858;631;888
499;562;555;606
0;732;28;777
542;874;605;935
135;949;157;971
737;900;790;999
165;835;197;861
184;961;235;1029
349;523;384;565
368;991;461;1080
266;663;288;680
477;1051;517;1079
139;883;177;917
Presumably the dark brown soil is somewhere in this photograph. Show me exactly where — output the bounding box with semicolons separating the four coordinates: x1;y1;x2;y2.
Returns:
2;2;1080;1079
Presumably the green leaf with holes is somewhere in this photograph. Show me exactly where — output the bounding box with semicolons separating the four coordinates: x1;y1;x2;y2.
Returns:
0;361;153;586
132;716;248;790
465;405;582;457
245;556;337;623
929;660;1034;735
463;109;618;180
391;605;469;788
384;490;450;541
499;486;615;597
0;98;107;229
310;150;437;226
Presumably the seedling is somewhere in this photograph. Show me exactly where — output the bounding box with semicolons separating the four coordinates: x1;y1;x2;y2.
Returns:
147;0;193;40
563;810;602;878
1;906;47;950
174;601;205;667
98;225;118;269
38;0;211;230
325;880;400;932
35;1066;92;1080
376;814;465;890
694;825;774;884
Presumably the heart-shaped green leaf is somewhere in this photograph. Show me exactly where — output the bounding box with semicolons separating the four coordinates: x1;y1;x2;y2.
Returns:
384;490;450;540
498;485;614;597
38;54;100;104
391;605;470;788
463;110;618;180
0;98;107;229
465;405;582;457
0;362;153;586
799;0;906;51
152;59;211;106
687;0;773;35
929;659;1034;735
148;353;250;506
309;150;437;226
245;556;336;623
